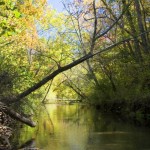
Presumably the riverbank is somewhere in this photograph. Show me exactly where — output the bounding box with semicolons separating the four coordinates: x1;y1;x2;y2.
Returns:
92;97;150;127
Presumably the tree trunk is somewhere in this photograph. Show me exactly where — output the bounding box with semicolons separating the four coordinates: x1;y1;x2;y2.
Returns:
64;74;87;99
99;58;117;92
0;102;36;127
134;0;149;53
86;59;100;87
1;32;148;105
122;0;143;62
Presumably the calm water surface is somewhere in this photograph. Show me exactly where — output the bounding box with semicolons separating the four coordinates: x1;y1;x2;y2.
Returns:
12;104;150;150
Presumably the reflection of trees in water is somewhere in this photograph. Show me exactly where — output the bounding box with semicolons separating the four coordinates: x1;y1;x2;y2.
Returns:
11;105;55;149
43;105;54;135
10;105;150;150
54;104;92;126
10;127;37;149
11;104;100;149
18;138;36;149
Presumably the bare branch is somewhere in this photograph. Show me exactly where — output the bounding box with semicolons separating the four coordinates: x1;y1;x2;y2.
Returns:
95;1;132;40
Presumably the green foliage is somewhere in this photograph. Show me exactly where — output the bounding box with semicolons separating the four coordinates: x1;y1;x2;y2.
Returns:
0;0;150;118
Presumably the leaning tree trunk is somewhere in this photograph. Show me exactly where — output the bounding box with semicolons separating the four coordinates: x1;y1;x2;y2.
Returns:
0;102;36;127
1;34;149;105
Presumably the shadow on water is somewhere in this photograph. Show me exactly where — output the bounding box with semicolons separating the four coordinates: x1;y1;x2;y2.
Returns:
11;104;150;150
18;138;36;149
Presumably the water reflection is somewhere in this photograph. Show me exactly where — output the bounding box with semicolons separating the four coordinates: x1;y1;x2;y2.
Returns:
18;138;36;149
12;104;150;150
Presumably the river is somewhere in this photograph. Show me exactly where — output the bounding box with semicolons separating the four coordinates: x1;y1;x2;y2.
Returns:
11;104;150;150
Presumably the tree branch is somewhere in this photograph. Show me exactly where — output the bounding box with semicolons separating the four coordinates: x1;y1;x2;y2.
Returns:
1;30;149;104
95;1;132;40
0;102;36;127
